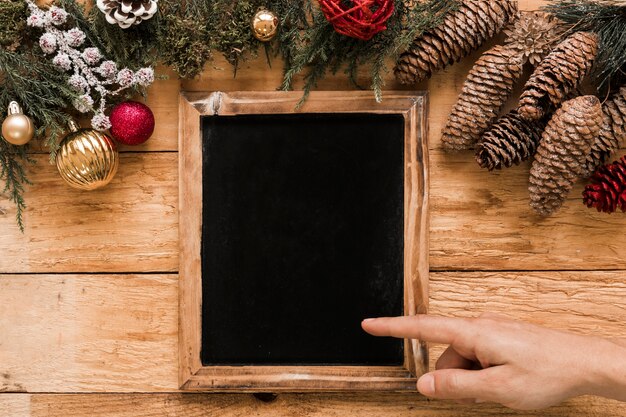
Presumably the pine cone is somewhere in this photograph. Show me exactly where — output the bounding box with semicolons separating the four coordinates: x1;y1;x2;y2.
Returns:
503;11;565;66
518;32;598;121
582;87;626;177
441;45;523;151
529;95;603;216
583;156;626;213
96;0;158;29
394;0;518;85
475;109;547;170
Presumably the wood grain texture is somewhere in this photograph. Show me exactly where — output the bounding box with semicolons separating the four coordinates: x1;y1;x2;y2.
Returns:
2;149;624;273
0;153;178;273
1;0;624;414
1;393;625;417
0;275;178;392
2;271;623;393
429;150;626;270
178;91;428;391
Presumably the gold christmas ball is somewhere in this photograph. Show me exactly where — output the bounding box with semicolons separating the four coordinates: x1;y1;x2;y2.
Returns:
56;121;119;191
2;101;35;146
251;8;278;42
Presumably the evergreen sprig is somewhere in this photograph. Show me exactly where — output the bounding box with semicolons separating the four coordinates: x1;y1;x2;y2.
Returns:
0;139;32;232
544;0;626;92
280;0;460;105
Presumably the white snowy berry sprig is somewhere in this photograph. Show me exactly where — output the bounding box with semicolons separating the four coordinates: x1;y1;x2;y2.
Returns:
26;1;154;131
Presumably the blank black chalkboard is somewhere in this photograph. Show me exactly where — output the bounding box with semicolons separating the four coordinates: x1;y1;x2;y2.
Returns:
200;113;405;366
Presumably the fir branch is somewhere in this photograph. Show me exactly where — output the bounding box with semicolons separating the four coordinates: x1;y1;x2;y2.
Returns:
0;48;74;158
544;0;626;92
0;0;27;51
0;139;33;232
280;0;459;102
86;5;161;68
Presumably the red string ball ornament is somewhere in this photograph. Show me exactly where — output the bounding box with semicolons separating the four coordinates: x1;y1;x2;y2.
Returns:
319;0;395;41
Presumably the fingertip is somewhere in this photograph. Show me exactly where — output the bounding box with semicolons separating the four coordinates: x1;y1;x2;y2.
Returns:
417;373;436;397
361;317;378;333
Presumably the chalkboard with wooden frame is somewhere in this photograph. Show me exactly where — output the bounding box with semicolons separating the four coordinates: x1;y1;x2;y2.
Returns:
179;91;429;392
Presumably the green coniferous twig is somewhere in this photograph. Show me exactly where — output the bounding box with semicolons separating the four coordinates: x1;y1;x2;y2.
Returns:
0;139;33;232
544;0;626;92
280;0;459;105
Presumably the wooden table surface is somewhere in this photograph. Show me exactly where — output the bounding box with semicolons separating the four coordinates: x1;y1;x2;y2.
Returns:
1;1;625;415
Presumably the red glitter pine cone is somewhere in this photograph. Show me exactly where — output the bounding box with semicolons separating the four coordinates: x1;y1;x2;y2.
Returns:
319;0;394;41
583;156;626;213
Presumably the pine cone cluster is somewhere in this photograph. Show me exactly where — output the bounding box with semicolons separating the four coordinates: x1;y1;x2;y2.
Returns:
476;110;546;170
503;11;565;66
96;0;158;29
582;87;626;177
583;156;626;213
442;45;523;151
529;95;603;216
518;31;598;121
394;0;518;85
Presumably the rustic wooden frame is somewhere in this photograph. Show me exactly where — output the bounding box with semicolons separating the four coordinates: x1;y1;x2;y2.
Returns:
179;91;429;392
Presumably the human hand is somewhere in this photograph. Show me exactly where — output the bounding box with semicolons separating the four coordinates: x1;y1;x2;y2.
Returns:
362;314;626;410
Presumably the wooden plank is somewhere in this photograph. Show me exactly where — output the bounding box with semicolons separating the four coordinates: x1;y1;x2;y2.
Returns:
0;393;622;417
0;395;30;417
429;150;626;270
0;153;178;273
3;149;624;273
1;271;624;393
428;271;626;368
0;274;178;392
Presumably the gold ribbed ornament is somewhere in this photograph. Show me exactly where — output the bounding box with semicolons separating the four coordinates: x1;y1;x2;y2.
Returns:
55;121;119;191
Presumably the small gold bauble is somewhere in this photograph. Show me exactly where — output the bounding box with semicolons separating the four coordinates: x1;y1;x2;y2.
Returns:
2;101;35;146
251;8;278;42
56;121;119;191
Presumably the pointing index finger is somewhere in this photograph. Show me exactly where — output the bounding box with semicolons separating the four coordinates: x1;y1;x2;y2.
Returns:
361;315;472;345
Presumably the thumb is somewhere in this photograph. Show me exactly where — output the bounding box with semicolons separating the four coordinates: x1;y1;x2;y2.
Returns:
417;369;493;400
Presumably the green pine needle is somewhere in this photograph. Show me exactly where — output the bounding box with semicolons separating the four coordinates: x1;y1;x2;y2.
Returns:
544;0;626;92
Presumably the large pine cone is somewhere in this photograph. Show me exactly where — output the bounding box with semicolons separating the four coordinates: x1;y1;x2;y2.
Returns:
518;32;598;121
582;87;626;177
476;109;546;170
394;0;518;85
441;45;523;151
529;95;603;216
96;0;158;29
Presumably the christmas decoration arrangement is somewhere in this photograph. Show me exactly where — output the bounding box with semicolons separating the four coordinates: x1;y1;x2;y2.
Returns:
2;0;626;230
438;1;626;216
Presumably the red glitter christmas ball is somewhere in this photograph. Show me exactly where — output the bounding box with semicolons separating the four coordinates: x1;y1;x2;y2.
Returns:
109;101;155;145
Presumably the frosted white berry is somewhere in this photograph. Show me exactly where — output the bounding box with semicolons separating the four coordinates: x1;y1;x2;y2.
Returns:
116;68;135;87
52;53;72;71
96;61;118;79
64;28;86;48
91;113;112;131
39;32;57;54
82;48;103;66
68;74;89;93
73;94;95;113
134;67;154;87
48;6;68;26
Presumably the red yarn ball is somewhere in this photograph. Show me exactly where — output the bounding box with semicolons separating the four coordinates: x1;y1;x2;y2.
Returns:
109;101;155;146
319;0;394;41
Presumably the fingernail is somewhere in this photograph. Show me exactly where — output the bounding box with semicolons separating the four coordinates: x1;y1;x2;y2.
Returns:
362;318;376;322
417;374;435;396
